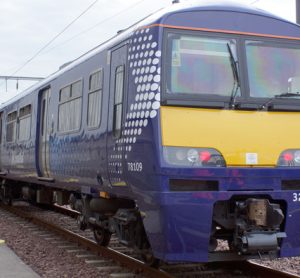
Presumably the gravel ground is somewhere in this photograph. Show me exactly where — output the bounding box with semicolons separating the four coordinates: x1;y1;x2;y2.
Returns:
252;257;300;276
217;240;300;276
0;211;108;278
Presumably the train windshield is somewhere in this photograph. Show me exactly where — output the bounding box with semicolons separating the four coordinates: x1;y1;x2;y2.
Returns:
246;41;300;99
166;33;240;98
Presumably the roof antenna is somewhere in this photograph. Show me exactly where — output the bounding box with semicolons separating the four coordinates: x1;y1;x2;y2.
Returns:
172;0;180;3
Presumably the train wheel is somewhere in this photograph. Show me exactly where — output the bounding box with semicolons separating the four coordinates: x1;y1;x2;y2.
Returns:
0;186;12;205
77;215;87;230
93;228;111;247
141;249;161;268
1;196;12;206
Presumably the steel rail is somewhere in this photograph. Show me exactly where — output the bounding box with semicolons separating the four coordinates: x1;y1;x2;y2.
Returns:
0;204;172;278
242;261;300;278
212;258;300;278
52;204;80;218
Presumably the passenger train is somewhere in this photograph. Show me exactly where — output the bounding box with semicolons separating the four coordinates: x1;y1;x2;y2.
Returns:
1;0;300;264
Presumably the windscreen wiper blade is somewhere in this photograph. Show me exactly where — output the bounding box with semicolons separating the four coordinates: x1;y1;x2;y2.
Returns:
275;92;300;98
259;92;300;110
227;43;240;109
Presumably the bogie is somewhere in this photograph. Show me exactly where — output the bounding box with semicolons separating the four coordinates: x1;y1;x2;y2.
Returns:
69;193;157;263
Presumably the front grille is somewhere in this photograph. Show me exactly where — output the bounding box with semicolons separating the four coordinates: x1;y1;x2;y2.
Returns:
169;179;219;191
282;180;300;190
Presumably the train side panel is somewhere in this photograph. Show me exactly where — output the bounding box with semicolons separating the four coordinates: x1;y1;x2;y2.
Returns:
1;94;37;180
46;51;110;190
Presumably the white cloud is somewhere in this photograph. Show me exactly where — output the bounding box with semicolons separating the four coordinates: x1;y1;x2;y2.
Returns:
254;0;295;22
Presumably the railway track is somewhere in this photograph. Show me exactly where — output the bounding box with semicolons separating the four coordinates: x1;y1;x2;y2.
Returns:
0;202;299;278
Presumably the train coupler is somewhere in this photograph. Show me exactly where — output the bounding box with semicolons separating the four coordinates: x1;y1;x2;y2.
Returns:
237;231;286;255
212;197;287;257
233;198;286;255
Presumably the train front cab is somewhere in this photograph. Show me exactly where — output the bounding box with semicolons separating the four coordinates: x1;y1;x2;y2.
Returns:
158;107;300;262
139;6;300;263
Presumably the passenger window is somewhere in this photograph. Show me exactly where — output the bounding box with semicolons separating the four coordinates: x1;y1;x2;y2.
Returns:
6;111;17;142
87;69;103;128
58;80;82;132
18;104;31;141
59;86;70;102
113;65;124;138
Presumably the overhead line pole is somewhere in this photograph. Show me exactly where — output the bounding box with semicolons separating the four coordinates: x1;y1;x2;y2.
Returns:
0;76;44;81
297;0;300;24
0;76;44;92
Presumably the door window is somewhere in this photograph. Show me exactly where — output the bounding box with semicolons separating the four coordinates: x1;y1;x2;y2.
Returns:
113;65;125;138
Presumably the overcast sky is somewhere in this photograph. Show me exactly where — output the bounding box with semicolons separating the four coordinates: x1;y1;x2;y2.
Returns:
0;0;296;103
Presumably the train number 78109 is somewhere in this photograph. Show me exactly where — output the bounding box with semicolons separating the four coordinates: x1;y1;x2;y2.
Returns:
127;162;143;172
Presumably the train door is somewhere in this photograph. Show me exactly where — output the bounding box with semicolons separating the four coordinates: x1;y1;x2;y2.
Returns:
107;44;128;187
38;88;52;179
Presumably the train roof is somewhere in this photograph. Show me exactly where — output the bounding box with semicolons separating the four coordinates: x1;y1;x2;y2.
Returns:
140;0;290;25
1;0;298;109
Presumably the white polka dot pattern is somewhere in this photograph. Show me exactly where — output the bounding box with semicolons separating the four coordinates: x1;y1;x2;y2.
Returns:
109;28;160;181
124;28;160;150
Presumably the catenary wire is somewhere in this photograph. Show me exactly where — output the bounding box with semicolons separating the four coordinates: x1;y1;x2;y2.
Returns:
42;0;148;55
0;0;168;95
3;0;100;80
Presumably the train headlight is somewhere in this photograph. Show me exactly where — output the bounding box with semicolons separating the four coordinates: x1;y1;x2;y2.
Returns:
187;149;199;163
163;147;226;167
277;149;300;166
294;151;300;163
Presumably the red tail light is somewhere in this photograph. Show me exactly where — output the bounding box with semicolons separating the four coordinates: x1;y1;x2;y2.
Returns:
283;152;293;162
200;151;211;162
277;150;300;166
163;147;226;167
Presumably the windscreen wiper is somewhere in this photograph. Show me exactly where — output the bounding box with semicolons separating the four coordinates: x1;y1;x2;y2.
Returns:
227;43;240;109
259;92;300;110
275;92;300;98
